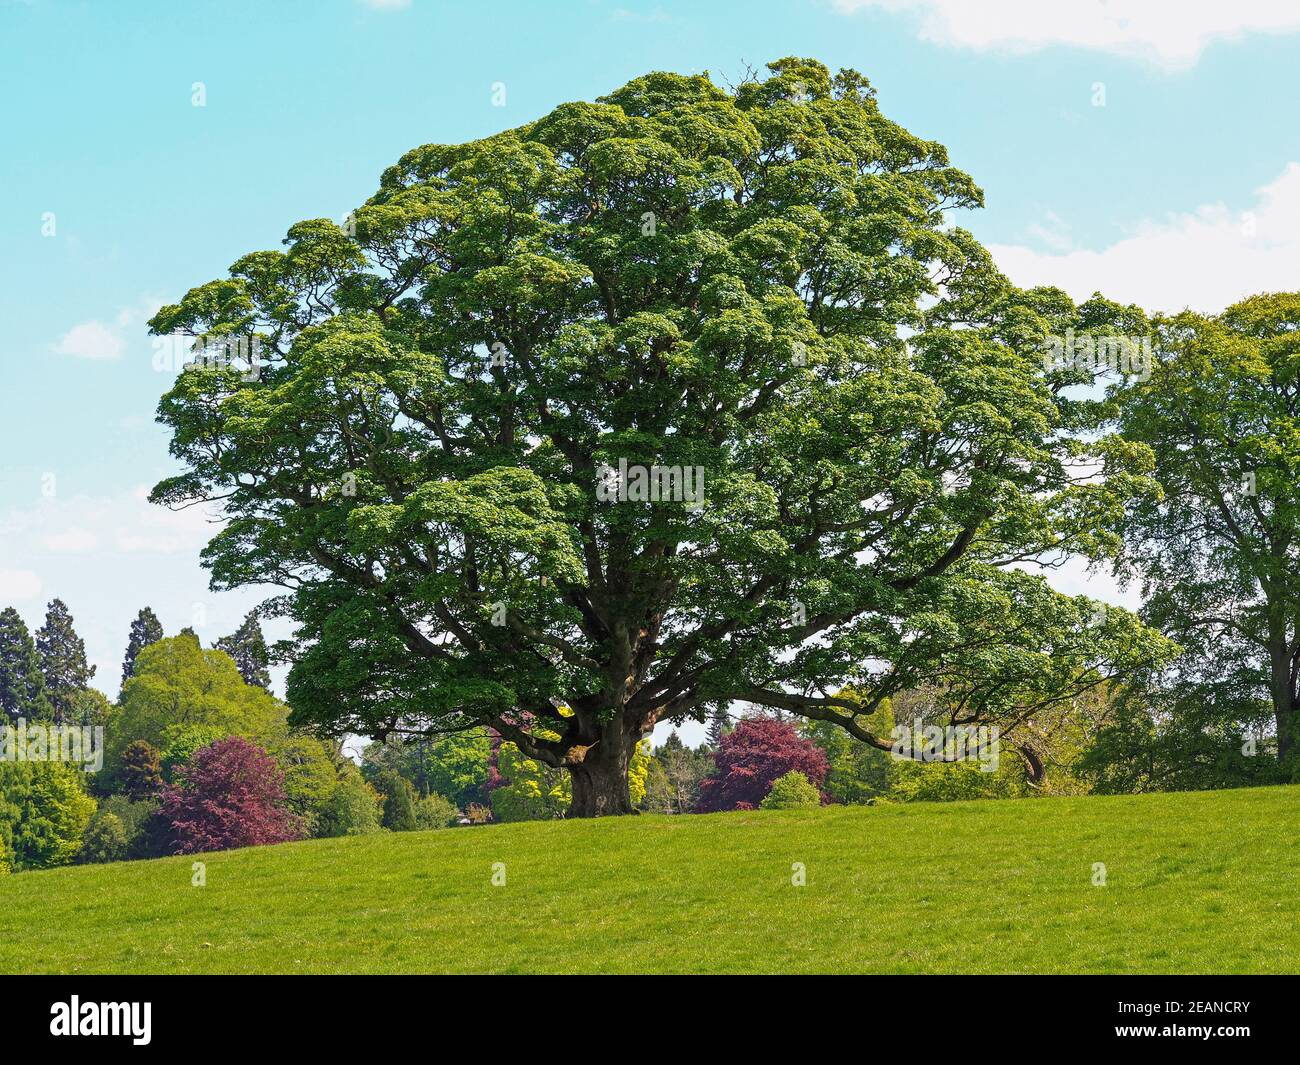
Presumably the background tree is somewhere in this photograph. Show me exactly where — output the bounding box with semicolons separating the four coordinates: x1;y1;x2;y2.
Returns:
1111;293;1300;778
316;773;382;837
705;708;730;750
759;769;822;809
35;599;94;725
648;730;712;813
121;607;164;686
149;58;1172;815
362;728;491;808
490;741;574;822
0;762;97;870
160;736;304;854
413;792;459;829
800;699;893;804
88;794;166;860
1078;684;1274;794
109;635;283;771
215;611;273;690
78;812;128;864
114;635;341;825
158;723;229;780
0;607;50;723
65;688;114;729
119;740;164;800
375;768;418;831
696;716;828;811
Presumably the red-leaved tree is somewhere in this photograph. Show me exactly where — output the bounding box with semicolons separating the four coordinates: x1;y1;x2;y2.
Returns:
160;736;304;854
696;717;829;812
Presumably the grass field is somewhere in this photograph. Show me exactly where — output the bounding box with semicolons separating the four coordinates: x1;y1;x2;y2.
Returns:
2;785;1297;974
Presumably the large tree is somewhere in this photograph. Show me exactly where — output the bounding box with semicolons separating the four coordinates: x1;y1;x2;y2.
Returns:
1111;293;1300;776
149;58;1171;815
35;599;94;725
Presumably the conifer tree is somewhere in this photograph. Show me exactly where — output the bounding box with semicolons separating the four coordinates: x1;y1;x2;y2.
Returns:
705;707;730;749
121;607;164;686
0;607;50;723
35;599;94;725
215;612;272;690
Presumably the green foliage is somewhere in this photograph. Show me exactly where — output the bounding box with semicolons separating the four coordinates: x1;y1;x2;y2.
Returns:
641;757;674;813
65;687;113;728
121;607;164;687
0;762;97;870
35;599;95;723
1111;293;1300;776
110;636;283;773
886;749;1029;803
0;606;50;722
215;611;273;689
93;795;166;859
1079;687;1281;794
79;811;128;864
362;729;490;808
113;635;340;827
120;740;165;800
491;742;570;822
801;697;894;804
315;775;382;838
642;731;713;813
705;708;730;749
627;740;650;808
413;792;459;830
159;723;229;779
760;770;821;809
272;732;341;831
376;769;418;831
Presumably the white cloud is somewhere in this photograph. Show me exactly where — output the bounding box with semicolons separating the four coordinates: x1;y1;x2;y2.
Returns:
53;320;124;360
52;297;162;361
989;162;1300;313
45;528;99;554
0;569;42;602
1;489;220;560
833;0;1300;68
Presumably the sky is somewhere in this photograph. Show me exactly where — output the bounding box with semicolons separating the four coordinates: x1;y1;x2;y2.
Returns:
3;0;1300;743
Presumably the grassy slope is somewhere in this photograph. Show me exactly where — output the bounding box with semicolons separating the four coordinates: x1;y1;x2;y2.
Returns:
1;785;1297;974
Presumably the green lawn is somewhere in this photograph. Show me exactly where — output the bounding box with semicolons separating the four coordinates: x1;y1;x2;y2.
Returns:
2;785;1297;974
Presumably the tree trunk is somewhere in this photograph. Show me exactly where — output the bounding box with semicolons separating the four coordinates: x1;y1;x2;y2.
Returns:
1269;635;1296;767
1263;611;1294;769
567;729;636;817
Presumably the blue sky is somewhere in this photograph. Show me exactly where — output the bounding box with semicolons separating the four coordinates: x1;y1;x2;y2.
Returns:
4;0;1300;739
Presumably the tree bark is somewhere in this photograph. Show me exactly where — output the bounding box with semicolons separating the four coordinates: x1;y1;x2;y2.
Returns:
1268;630;1296;766
566;727;636;817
